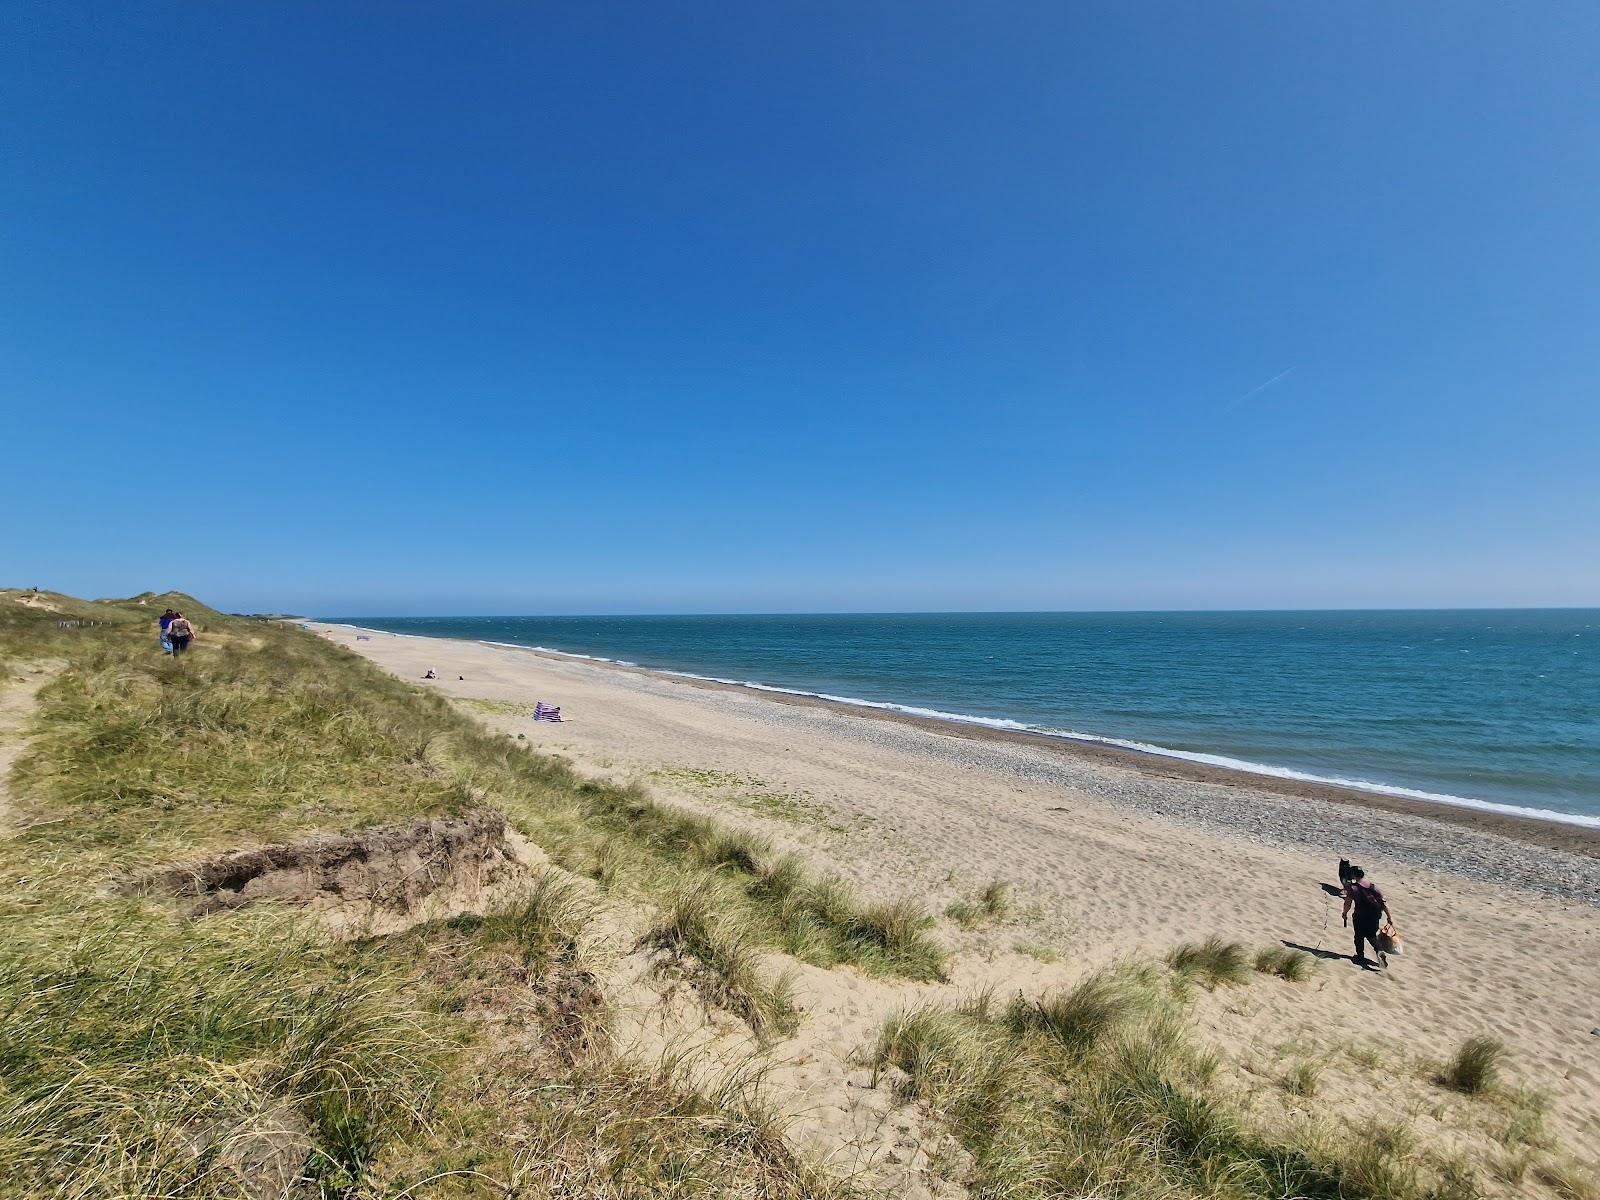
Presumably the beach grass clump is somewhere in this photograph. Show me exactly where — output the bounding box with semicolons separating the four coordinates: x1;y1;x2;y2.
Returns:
1437;1035;1505;1095
873;1003;1023;1138
1014;939;1061;963
1348;1042;1383;1069
648;885;800;1037
851;898;942;965
1167;936;1252;988
702;825;774;875
744;854;947;981
945;878;1011;928
1494;1148;1537;1185
567;1057;844;1199
1001;963;1164;1057
1254;944;1314;982
1282;1060;1323;1097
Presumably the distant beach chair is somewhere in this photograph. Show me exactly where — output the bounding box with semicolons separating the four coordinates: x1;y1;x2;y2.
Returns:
356;634;371;641
533;702;563;723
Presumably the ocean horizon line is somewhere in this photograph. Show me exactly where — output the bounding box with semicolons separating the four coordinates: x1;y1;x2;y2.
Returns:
317;604;1600;621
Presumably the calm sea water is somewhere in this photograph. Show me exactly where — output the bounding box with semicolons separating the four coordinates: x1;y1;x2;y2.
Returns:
328;611;1600;826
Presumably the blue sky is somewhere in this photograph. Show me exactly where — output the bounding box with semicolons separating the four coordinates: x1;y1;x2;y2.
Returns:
4;3;1597;614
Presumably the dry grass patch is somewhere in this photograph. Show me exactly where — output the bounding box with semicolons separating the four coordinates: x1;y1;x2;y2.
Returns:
417;870;611;1061
382;1051;849;1199
375;900;841;1200
1538;1159;1600;1200
1167;936;1252;988
0;906;443;1198
945;878;1011;928
1254;944;1314;982
1281;1059;1323;1097
1436;1035;1504;1095
1013;939;1061;963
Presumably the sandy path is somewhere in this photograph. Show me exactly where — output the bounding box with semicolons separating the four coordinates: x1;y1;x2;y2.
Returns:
317;624;1600;1173
0;662;56;836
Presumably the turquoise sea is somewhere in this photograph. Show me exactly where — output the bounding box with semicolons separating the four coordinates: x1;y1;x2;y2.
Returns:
327;611;1600;827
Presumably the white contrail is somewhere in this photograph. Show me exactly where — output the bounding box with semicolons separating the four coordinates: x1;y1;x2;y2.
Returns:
1229;365;1299;407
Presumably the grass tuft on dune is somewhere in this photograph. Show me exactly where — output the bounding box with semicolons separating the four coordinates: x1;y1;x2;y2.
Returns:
648;884;801;1036
1166;936;1252;988
1254;944;1315;982
1438;1035;1506;1096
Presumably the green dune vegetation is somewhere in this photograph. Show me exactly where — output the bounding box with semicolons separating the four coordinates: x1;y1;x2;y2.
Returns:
0;591;927;1198
0;588;1594;1199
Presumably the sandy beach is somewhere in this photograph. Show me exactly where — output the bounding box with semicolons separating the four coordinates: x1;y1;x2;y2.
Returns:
315;622;1600;1176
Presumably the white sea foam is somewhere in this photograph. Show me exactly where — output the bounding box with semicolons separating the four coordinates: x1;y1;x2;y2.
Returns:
486;641;638;667
323;623;1600;832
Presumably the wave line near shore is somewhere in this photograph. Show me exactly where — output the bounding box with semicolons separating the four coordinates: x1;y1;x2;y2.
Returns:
332;624;1600;841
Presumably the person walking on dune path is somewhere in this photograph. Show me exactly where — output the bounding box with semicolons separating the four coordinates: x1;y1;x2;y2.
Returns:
1342;866;1394;969
159;608;176;653
167;612;195;657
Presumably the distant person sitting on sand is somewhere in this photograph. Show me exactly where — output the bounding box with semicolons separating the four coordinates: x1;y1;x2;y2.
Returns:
1342;867;1393;968
166;613;195;657
422;669;436;679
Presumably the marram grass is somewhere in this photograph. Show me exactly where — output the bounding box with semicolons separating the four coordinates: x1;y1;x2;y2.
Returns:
1166;936;1252;988
873;963;1486;1200
1254;944;1314;982
1438;1035;1505;1095
648;882;802;1037
0;905;442;1198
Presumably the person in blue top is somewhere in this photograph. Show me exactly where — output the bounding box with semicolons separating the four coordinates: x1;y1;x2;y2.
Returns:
159;609;177;654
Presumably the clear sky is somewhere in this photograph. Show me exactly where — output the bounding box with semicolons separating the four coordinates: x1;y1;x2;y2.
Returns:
4;3;1597;614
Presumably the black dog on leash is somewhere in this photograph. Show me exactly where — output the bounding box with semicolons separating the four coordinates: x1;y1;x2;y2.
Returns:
1316;858;1360;898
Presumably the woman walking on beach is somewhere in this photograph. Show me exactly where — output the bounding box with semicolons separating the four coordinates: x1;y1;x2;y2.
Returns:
1342;867;1393;968
166;612;195;657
